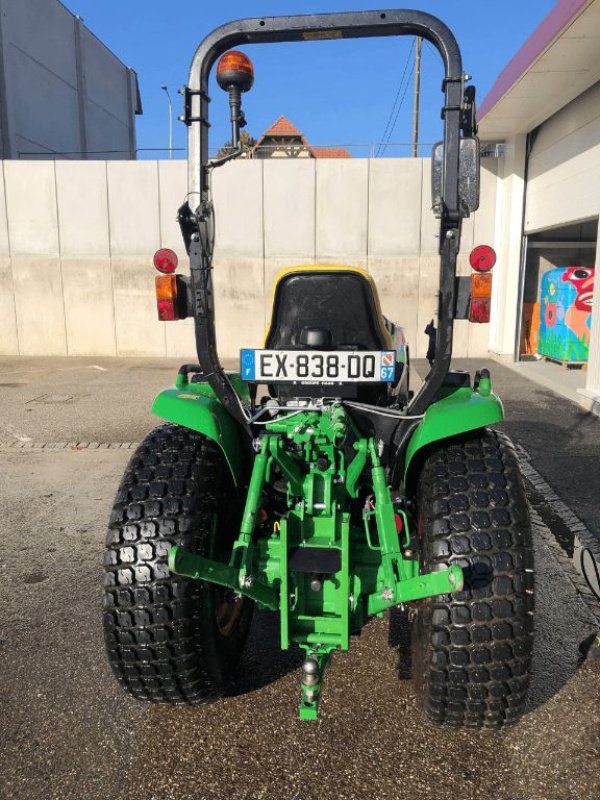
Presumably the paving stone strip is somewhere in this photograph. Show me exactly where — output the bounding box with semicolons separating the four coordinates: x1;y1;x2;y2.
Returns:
516;443;600;624
0;440;139;450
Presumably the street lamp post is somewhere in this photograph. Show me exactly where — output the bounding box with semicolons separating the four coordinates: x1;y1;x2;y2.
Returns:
160;85;173;159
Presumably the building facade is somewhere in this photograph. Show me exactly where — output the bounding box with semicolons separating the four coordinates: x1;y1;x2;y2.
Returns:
0;0;142;160
479;0;600;413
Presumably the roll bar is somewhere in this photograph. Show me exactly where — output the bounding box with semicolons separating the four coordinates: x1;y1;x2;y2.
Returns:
181;9;469;431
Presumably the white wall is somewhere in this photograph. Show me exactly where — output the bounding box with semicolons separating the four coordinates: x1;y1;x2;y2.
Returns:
0;158;498;361
526;81;600;233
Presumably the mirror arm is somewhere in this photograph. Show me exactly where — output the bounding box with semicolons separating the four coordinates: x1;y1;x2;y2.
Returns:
208;146;245;170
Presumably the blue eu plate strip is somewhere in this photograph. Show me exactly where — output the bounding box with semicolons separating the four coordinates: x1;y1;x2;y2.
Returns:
240;349;256;381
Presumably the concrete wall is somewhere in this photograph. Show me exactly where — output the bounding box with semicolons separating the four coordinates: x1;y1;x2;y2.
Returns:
0;158;498;361
0;0;139;160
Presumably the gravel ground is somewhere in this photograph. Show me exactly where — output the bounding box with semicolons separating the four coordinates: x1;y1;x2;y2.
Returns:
0;357;599;800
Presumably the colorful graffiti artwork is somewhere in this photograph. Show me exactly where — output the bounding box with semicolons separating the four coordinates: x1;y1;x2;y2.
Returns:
538;267;595;362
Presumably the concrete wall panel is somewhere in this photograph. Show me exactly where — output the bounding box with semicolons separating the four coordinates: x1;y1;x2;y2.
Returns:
1;157;503;360
213;257;266;355
0;256;18;354
416;255;439;359
107;162;160;255
367;256;419;349
0;163;10;255
212;161;263;257
12;256;66;354
158;161;187;262
4;161;59;255
61;258;115;356
467;320;491;358
165;318;197;359
55;161;110;255
316;160;368;258
263;160;315;258
452;319;470;358
112;257;165;356
368;159;422;255
420;160;439;255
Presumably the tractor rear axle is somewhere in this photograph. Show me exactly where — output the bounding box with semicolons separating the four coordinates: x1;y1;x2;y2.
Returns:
168;403;463;719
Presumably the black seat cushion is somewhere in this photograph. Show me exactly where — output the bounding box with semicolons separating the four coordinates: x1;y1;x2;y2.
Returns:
265;270;388;351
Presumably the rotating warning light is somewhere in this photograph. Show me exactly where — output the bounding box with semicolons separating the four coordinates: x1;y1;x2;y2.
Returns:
216;51;255;92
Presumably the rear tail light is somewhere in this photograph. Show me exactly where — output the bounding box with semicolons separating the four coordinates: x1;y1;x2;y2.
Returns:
153;248;178;274
468;245;495;323
155;275;179;321
469;297;491;323
470;272;492;298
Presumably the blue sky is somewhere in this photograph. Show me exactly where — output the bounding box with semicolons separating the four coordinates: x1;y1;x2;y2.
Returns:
64;1;556;158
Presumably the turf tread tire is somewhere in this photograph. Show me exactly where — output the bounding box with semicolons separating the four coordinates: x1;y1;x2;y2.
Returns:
103;423;252;704
413;429;534;728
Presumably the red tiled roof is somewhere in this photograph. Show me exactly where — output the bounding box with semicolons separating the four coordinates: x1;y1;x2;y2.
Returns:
310;147;352;159
262;115;304;137
254;116;352;158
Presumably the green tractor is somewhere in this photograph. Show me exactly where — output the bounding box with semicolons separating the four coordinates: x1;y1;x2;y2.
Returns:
103;9;533;726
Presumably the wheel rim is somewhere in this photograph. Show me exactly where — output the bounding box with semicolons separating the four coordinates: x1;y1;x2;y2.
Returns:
214;588;245;636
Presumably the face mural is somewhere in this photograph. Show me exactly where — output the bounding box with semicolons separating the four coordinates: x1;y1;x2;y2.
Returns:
562;267;594;312
538;266;595;363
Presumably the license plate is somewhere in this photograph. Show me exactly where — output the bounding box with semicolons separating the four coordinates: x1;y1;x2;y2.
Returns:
240;349;396;383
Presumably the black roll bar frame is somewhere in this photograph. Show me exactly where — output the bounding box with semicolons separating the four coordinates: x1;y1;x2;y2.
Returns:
182;9;469;431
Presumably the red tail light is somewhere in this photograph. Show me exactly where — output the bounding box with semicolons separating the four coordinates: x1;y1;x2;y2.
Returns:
153;248;178;274
469;245;496;272
155;275;179;321
469;297;491;324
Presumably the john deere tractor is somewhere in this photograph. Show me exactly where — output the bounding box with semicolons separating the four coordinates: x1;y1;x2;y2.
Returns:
103;10;533;726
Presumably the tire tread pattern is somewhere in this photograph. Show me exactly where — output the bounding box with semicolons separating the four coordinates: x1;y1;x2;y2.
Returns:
414;429;534;728
103;423;238;704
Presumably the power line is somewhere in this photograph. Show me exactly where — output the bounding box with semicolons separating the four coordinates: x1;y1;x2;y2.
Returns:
379;59;415;157
376;38;415;158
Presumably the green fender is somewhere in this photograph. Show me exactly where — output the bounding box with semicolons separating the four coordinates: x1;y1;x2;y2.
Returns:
404;385;504;483
151;375;248;487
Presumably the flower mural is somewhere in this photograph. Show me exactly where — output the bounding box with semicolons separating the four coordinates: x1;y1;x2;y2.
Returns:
544;302;557;327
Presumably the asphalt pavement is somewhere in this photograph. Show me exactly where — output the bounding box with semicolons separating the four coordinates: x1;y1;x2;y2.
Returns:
1;356;599;800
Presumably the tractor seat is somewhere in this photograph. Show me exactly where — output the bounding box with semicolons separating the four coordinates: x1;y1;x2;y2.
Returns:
264;266;392;351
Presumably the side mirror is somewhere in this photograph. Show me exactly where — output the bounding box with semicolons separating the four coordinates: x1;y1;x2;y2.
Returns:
431;137;480;218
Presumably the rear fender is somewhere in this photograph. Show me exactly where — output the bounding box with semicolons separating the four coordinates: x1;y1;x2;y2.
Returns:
152;385;245;486
404;386;504;488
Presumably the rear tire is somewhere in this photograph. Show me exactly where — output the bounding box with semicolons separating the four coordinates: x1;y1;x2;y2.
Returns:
103;423;253;704
412;429;533;728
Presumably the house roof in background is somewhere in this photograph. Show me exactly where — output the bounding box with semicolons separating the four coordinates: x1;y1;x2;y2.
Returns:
310;147;352;159
479;0;600;139
262;115;304;137
255;116;352;158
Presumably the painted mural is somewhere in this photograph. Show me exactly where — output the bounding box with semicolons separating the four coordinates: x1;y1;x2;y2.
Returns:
538;267;595;363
